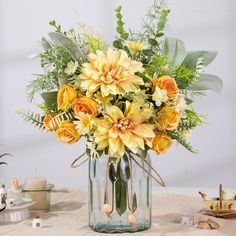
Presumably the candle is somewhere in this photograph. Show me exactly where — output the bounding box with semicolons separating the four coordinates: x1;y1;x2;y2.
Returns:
23;178;53;212
25;177;47;190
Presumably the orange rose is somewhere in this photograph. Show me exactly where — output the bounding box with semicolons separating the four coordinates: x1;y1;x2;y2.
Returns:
57;84;77;110
153;76;179;99
56;121;80;144
72;97;97;118
157;104;180;130
152;131;172;154
43;113;57;131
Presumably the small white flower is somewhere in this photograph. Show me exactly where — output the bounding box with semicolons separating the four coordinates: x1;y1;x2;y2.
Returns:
176;95;187;113
64;61;78;75
152;87;168;107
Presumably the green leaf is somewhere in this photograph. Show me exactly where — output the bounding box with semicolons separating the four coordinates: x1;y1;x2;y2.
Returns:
48;32;84;61
183;51;217;69
41;37;51;51
115;178;127;216
142;49;155;57
116;26;124;34
148;38;158;46
117;20;124;27
163;37;186;67
190;74;223;93
121;32;129;40
116;6;122;12
113;40;123;49
156;32;164;37
116;13;122;19
41;91;58;107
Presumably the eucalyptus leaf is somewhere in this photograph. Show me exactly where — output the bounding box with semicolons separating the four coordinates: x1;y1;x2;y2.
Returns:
41;91;58;106
48;32;84;61
190;74;223;93
183;51;217;69
163;37;186;67
41;37;51;51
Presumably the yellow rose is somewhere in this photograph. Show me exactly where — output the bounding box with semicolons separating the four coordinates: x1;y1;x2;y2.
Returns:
57;84;77;110
152;131;172;154
72;97;98;118
157;104;181;130
153;76;179;99
56;121;80;144
43;113;57;131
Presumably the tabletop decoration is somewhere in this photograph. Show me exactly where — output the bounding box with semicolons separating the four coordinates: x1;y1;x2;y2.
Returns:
22;177;54;212
200;185;236;220
19;0;222;233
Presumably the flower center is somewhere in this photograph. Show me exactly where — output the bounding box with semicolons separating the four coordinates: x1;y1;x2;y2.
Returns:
113;118;134;133
101;64;123;84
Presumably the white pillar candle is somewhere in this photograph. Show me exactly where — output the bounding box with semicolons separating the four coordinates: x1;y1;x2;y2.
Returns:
25;177;47;190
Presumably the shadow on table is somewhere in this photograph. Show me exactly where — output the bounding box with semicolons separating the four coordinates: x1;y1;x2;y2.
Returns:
50;201;85;212
148;213;194;233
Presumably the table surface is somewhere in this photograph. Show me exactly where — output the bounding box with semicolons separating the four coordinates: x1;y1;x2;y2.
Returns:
0;188;236;236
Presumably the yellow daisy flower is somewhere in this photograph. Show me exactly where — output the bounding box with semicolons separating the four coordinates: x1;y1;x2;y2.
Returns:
126;40;146;54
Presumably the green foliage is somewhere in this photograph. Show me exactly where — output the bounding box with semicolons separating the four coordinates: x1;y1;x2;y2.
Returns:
26;74;59;102
16;110;44;130
145;55;170;77
40;45;73;74
172;64;198;89
190;74;223;93
183;109;207;126
177;120;197;132
49;20;62;33
83;33;102;53
158;9;170;31
48;32;85;61
167;130;198;153
183;51;217;69
113;6;129;50
163;37;186;67
139;0;169;45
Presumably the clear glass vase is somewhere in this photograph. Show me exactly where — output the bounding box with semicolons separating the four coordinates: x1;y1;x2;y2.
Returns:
88;152;152;233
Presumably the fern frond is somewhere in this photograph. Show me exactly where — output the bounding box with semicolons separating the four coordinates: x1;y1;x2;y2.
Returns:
50;111;74;129
167;130;198;153
16;110;44;130
177;120;197;132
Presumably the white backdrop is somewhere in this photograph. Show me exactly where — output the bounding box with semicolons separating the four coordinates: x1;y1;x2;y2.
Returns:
0;0;235;190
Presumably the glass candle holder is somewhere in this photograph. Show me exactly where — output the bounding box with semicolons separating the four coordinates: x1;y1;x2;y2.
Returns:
22;184;54;212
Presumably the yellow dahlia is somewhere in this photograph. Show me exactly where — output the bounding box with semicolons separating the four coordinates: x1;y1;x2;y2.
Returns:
79;48;144;97
94;102;155;158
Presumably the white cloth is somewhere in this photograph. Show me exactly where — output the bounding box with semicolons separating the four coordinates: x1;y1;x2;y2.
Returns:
0;189;235;236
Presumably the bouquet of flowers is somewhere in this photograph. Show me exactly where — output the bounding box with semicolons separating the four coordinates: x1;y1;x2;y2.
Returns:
19;1;222;161
19;1;223;232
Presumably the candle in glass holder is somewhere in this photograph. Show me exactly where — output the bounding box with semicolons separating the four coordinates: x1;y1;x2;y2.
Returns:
23;177;53;212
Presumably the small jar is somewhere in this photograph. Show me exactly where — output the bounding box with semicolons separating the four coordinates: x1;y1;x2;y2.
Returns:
32;216;42;228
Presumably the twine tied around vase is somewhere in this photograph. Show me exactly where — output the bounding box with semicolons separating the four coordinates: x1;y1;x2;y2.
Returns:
70;150;165;187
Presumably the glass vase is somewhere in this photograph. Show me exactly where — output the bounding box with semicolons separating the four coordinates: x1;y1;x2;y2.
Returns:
88;152;152;233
